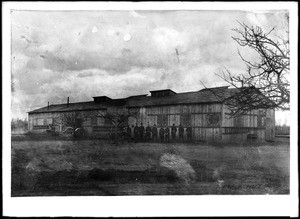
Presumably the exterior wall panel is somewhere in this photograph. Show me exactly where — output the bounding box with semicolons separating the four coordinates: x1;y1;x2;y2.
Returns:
28;101;271;143
127;103;223;142
221;105;273;143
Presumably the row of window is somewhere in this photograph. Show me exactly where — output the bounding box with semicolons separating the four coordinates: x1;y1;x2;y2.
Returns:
33;118;53;126
32;114;221;128
32;114;266;129
32;117;113;127
89;117;111;126
156;114;221;127
231;115;265;128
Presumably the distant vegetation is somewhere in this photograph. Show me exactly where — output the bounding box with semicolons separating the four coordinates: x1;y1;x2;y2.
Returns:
275;125;290;136
11;118;28;133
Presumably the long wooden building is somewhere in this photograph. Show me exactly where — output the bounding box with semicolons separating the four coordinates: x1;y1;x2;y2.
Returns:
27;86;275;142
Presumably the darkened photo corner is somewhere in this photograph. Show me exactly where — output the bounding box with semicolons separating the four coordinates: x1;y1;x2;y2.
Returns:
11;9;290;197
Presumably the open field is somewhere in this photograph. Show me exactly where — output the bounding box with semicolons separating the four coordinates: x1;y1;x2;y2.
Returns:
11;137;290;196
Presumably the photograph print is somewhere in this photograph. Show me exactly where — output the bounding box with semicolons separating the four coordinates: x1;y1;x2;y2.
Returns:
9;4;293;198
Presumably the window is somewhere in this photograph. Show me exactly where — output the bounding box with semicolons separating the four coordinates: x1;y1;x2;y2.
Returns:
91;116;97;126
180;114;191;126
37;119;44;125
47;118;53;125
257;110;266;128
182;106;189;113
233;116;243;127
258;109;266;116
257;115;266;128
207;114;220;127
157;115;168;126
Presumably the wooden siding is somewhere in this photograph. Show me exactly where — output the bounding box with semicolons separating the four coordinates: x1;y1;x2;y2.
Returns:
127;103;223;142
221;106;275;142
28;109;107;134
28;102;274;143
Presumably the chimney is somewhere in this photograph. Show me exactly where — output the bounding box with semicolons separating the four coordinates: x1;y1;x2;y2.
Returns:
67;97;69;107
47;102;49;110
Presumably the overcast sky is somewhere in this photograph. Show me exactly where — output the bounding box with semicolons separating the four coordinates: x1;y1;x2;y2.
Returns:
11;10;288;121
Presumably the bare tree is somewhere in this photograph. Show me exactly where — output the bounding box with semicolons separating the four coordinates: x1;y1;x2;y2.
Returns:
54;111;91;137
215;21;290;116
96;107;138;143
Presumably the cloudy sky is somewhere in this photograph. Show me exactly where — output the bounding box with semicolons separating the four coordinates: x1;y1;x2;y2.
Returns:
11;10;288;120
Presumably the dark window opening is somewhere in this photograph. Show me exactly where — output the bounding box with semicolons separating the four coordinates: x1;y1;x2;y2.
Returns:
157;115;168;126
207;114;220;127
180;114;191;126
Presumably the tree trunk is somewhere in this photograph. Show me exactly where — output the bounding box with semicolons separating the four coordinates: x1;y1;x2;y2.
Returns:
114;126;118;145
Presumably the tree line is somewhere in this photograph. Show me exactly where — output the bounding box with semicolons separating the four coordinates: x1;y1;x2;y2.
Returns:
11;118;28;132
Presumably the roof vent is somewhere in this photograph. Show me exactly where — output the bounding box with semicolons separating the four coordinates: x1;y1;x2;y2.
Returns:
93;96;111;103
150;89;176;97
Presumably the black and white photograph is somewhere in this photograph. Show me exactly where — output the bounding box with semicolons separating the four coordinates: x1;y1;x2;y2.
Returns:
2;1;298;217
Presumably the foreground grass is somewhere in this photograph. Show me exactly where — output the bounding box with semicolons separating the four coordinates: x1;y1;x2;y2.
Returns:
11;139;290;196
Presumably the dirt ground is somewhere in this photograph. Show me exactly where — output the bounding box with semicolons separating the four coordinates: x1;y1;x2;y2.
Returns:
11;137;290;196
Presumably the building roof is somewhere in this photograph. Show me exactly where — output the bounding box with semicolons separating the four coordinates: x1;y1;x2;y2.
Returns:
28;101;109;114
28;86;239;114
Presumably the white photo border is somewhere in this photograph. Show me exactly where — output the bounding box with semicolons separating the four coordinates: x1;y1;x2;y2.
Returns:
2;1;298;217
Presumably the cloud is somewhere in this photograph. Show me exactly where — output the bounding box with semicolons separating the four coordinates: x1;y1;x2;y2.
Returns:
10;10;289;119
77;71;95;78
247;13;267;27
152;27;189;53
91;26;98;33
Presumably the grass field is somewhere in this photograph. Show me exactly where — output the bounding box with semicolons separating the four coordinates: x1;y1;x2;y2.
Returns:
11;138;290;196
